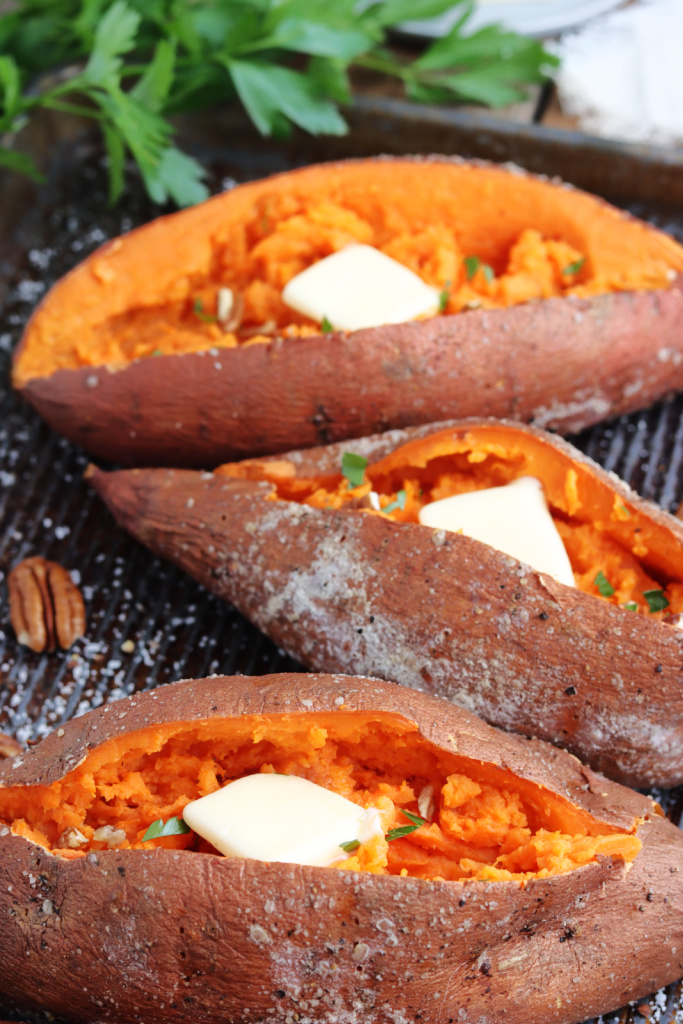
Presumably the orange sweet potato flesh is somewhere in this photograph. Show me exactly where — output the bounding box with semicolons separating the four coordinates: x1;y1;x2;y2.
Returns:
12;158;683;467
222;421;683;618
0;710;640;884
14;160;683;380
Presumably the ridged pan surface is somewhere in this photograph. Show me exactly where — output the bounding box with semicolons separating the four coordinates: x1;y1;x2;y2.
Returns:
1;141;683;1024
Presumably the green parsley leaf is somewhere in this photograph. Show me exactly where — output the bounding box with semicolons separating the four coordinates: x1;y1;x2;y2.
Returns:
409;17;558;107
261;19;373;61
226;59;347;138
643;589;670;613
142;816;191;841
0;146;44;183
374;0;457;27
382;489;407;515
146;146;209;208
463;256;495;284
386;807;427;841
386;825;419;842
594;571;615;598
130;39;176;114
83;0;141;89
307;55;352;104
438;280;451;313
622;602;639;612
193;297;218;323
400;808;428;827
101;122;126;204
562;257;586;276
464;255;480;281
321;315;334;333
341;451;368;489
0;55;21;119
151;348;164;356
617;504;631;517
339;839;360;853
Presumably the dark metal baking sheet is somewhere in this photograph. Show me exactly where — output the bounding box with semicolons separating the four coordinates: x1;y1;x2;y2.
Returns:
2;101;683;1024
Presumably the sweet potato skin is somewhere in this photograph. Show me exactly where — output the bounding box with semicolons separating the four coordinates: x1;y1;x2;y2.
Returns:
88;419;683;788
0;672;680;1024
14;156;683;468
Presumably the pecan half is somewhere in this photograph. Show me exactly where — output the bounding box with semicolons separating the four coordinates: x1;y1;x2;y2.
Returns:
0;732;22;759
8;556;86;652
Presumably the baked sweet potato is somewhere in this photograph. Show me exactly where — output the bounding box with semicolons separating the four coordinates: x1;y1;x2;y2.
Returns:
14;157;683;468
0;671;680;1024
89;418;683;788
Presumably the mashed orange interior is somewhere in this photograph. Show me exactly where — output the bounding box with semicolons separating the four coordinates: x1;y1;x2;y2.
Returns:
218;424;683;618
0;712;640;883
15;161;683;383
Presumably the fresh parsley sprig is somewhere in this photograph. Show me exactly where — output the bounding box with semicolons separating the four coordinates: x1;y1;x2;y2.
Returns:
0;0;559;207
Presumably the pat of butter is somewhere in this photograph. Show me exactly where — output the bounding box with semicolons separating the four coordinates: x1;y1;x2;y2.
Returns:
281;244;440;331
183;773;382;867
418;476;575;587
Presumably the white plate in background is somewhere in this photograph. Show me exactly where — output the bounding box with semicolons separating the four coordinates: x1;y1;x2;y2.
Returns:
399;0;626;38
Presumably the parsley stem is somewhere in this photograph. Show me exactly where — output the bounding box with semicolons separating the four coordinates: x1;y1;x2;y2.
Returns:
41;98;105;120
354;55;413;82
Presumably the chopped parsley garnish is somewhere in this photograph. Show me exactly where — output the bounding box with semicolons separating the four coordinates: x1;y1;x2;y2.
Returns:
562;257;586;276
193;298;218;323
341;452;368;489
321;316;334;333
464;256;480;280
142;816;191;841
386;808;427;842
438;281;451;313
617;504;631;516
339;839;360;853
382;489;407;515
643;589;670;613
464;256;494;284
622;602;639;612
594;571;615;597
151;349;163;356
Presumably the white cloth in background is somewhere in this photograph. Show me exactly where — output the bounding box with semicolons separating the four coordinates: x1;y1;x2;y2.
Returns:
556;0;683;147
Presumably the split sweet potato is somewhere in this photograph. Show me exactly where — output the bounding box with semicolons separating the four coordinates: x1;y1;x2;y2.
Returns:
90;418;683;788
0;672;680;1024
14;157;683;467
